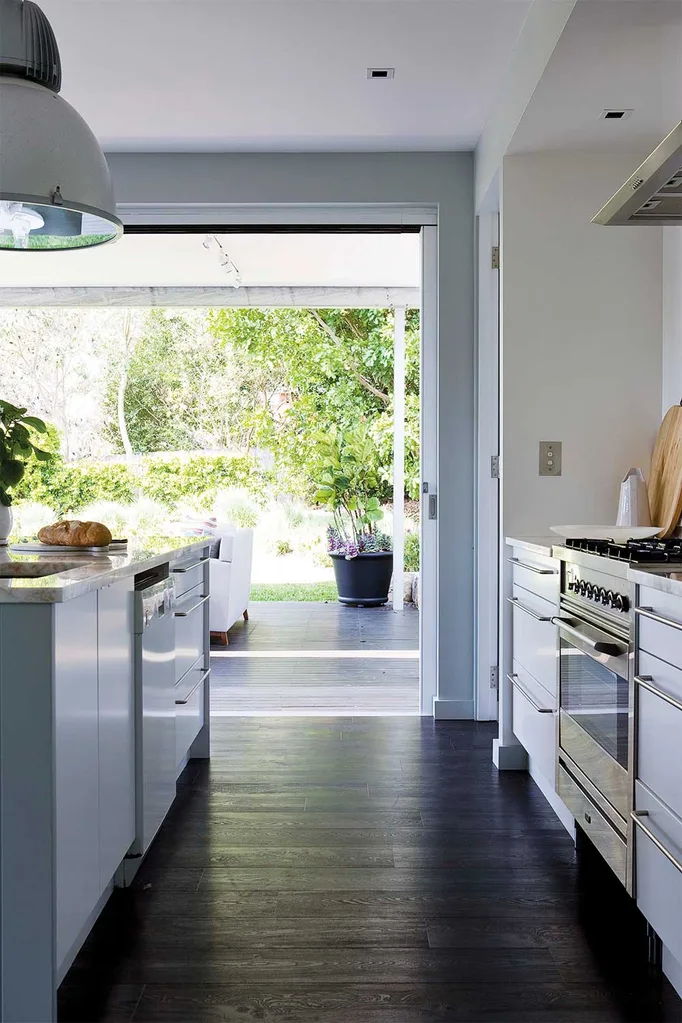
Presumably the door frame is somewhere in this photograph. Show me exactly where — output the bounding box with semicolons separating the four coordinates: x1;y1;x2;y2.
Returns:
119;203;440;715
475;212;500;721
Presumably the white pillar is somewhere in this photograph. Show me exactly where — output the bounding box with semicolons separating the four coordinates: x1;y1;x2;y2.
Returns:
393;306;406;612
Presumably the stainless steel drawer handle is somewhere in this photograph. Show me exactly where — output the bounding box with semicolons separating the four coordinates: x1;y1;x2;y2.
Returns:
172;557;210;574
175;667;210;705
551;617;623;657
507;597;553;622
631;810;682;876
635;675;682;715
636;606;682;634
508;558;557;576
175;594;210;617
508;673;554;714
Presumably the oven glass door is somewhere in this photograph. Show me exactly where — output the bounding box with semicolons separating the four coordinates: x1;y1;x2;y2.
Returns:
559;635;629;769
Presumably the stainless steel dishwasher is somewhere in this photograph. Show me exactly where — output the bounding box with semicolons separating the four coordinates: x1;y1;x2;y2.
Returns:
131;565;176;858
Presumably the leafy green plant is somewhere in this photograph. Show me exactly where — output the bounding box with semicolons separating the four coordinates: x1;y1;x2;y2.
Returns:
313;423;391;558
276;538;293;556
404;530;420;572
0;399;51;506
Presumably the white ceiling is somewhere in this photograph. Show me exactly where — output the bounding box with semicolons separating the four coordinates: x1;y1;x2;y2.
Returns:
0;232;420;288
38;0;531;152
510;0;682;155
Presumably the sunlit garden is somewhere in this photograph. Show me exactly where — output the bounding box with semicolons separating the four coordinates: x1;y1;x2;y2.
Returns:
1;306;420;600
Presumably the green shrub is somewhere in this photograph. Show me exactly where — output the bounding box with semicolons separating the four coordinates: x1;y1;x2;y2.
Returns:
16;459;136;515
141;455;271;508
404;530;420;572
276;538;293;556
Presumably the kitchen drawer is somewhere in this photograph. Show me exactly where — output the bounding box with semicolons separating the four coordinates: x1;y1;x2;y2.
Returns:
510;585;558;698
171;555;209;600
175;669;207;767
637;652;682;820
509;548;559;606
634;780;682;966
558;764;627;885
175;586;208;684
511;660;556;782
637;585;682;669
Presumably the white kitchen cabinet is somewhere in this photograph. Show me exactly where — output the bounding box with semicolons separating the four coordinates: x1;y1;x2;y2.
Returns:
510;585;558;698
175;583;207;683
98;579;135;891
510;659;556;782
507;543;561;803
636;585;682;669
54;591;100;970
633;781;682;969
509;549;559;605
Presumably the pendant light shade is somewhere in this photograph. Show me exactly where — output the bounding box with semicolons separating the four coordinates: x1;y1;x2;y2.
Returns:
0;0;122;250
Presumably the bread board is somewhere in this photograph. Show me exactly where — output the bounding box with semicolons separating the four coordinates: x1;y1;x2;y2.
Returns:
649;405;682;538
10;540;128;555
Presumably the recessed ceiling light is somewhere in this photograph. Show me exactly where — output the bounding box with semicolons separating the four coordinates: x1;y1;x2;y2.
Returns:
600;109;633;121
367;68;395;80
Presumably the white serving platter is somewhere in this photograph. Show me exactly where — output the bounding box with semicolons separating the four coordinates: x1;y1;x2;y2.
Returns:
10;539;128;555
550;525;662;543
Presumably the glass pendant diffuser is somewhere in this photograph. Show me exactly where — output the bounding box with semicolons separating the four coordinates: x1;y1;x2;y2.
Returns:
0;0;122;250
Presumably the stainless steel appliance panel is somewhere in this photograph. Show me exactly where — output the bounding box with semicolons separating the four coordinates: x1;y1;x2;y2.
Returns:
560;710;629;819
558;764;627;885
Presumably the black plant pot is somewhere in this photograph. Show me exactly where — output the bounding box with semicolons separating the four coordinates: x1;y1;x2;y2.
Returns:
330;551;394;607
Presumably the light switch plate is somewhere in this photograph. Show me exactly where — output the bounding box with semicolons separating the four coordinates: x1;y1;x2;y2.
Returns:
539;441;562;477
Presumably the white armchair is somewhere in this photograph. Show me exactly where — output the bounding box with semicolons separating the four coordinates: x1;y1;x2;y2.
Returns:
209;527;254;645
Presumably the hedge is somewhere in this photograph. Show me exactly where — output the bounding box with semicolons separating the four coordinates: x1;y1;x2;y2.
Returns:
15;453;271;516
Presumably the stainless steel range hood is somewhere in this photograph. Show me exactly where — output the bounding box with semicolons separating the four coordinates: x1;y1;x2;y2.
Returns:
593;122;682;226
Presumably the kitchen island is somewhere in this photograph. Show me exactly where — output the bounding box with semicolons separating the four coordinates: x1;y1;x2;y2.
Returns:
0;539;211;1023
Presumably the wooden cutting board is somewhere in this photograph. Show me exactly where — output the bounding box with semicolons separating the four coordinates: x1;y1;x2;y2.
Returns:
649;404;682;537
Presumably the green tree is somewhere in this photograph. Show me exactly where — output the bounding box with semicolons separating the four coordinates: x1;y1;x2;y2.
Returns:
207;307;420;501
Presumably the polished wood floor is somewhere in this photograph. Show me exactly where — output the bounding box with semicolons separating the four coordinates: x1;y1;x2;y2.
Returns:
59;718;682;1022
210;603;420;715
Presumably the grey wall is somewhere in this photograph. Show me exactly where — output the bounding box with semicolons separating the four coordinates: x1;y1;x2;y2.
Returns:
107;152;475;715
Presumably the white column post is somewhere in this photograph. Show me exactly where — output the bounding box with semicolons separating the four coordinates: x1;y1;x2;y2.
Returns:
392;306;406;612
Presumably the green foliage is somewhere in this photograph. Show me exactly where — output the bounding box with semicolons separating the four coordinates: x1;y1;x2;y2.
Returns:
250;582;337;602
16;459;135;516
0;399;50;506
404;530;420;572
276;539;293;556
14;447;269;518
102;310;234;454
211;487;261;528
142;457;270;509
208;307;420;502
312;423;386;546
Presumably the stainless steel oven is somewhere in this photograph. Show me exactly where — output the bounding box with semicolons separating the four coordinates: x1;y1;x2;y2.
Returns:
555;613;630;823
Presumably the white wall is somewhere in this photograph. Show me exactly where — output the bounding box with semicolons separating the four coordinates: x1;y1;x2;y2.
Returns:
663;228;682;414
106;152;476;717
501;151;663;536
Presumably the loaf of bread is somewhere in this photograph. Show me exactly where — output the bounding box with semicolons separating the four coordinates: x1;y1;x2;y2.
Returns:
38;520;113;547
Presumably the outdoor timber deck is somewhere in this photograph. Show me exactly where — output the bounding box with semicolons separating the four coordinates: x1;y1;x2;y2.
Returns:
210;601;420;715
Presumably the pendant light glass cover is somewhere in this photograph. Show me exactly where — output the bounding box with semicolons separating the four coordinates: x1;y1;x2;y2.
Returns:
0;1;122;251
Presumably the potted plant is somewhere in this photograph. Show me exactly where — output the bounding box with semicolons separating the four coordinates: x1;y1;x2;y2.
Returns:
313;424;393;607
0;399;50;545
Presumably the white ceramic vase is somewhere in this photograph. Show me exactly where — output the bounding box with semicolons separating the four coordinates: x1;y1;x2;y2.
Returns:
0;505;13;546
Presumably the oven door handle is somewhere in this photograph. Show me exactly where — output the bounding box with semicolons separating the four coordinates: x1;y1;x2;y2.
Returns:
551;617;624;657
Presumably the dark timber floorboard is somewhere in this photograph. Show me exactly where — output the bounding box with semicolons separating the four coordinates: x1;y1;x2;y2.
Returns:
210;602;419;715
59;719;682;1022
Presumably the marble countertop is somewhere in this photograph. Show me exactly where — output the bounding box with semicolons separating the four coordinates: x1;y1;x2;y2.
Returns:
628;565;682;598
505;536;558;558
0;538;210;603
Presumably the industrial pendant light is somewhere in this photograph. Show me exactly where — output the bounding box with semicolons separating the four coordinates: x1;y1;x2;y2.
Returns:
0;0;122;250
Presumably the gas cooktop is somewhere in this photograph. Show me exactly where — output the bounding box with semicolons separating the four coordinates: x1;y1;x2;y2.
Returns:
564;537;682;564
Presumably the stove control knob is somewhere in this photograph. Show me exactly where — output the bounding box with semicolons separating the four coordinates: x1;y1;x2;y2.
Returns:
586;583;596;599
568;579;576;592
599;587;609;605
614;593;628;612
604;590;614;607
